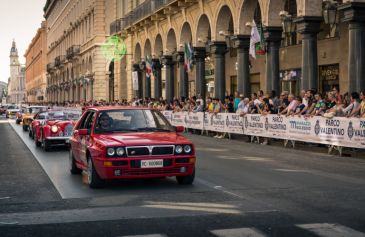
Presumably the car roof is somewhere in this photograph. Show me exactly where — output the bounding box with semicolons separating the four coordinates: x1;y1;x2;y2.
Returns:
85;106;153;112
29;106;47;108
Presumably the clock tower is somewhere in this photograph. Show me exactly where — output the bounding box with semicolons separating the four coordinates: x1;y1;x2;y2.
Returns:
8;40;25;104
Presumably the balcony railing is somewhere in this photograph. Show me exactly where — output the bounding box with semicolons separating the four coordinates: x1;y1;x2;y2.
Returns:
54;55;66;67
47;63;54;73
110;0;179;33
66;45;80;60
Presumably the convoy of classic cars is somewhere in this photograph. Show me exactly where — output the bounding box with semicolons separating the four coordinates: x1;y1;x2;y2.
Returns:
2;104;196;188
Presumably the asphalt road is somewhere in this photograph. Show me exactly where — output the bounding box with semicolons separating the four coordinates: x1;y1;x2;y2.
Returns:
1;115;365;237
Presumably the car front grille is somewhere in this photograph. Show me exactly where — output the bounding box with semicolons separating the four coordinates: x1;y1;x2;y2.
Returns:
126;145;174;157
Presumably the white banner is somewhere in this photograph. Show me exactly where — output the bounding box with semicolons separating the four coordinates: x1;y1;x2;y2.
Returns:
224;113;244;134
132;71;139;90
159;112;365;149
171;112;186;127
185;112;204;130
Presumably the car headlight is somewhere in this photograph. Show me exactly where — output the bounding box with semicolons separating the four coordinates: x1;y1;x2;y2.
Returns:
116;147;125;156
107;147;115;156
175;145;183;154
51;125;58;133
184;145;192;153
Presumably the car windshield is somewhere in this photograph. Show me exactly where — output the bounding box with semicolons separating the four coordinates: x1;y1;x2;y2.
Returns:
27;107;47;114
46;111;80;121
8;105;18;110
94;109;174;134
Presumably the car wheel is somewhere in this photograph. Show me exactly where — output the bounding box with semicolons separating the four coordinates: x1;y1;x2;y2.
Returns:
42;135;50;152
87;158;104;189
28;129;32;138
22;125;27;131
16;120;20;124
69;150;82;175
35;136;41;147
176;168;195;185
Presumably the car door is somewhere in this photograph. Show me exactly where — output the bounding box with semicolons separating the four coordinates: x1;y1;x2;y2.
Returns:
71;111;91;162
79;112;96;166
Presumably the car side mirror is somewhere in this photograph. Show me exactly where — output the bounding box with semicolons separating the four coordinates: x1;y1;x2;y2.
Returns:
78;128;89;136
175;126;184;133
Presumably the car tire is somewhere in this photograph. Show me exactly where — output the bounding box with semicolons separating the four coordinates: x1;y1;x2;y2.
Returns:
87;158;104;189
176;168;195;185
42;137;50;152
16;120;20;125
69;150;82;175
22;125;27;131
29;129;33;138
35;136;41;147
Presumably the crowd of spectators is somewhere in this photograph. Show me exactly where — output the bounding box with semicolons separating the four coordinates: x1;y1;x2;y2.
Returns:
29;86;365;119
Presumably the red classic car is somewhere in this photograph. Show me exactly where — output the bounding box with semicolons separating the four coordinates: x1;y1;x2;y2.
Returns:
69;107;196;188
33;110;80;151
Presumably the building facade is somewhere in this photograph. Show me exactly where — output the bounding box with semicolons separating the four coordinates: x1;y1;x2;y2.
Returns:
7;40;26;104
25;21;48;103
105;0;365;102
44;0;108;103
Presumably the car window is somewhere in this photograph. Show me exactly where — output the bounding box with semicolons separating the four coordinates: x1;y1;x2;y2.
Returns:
79;111;95;129
85;112;96;129
94;109;174;134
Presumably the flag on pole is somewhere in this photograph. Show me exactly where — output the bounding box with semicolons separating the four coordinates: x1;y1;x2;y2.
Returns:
249;20;261;59
145;56;152;78
184;42;193;72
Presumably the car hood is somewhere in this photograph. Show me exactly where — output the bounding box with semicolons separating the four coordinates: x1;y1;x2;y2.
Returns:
94;132;190;146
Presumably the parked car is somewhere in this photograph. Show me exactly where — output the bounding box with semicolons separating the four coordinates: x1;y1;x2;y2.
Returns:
33;110;80;151
5;105;21;119
69;107;196;188
21;106;48;131
0;105;10;115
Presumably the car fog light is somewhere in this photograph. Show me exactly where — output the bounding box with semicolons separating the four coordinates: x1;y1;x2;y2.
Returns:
183;145;192;153
175;145;183;154
107;148;115;156
180;167;186;173
114;170;121;176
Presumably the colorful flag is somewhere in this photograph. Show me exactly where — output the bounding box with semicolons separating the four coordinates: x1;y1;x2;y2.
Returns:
249;20;261;59
184;42;193;72
145;55;152;78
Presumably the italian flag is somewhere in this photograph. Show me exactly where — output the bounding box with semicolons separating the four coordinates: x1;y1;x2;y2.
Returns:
184;42;193;72
145;56;152;78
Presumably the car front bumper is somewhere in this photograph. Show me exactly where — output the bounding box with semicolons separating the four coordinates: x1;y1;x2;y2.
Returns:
93;156;196;180
46;136;71;146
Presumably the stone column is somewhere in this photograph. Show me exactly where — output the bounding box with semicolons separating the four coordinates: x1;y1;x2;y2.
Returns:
210;41;227;101
152;58;162;99
193;47;206;99
232;35;251;97
132;64;142;98
177;51;189;99
90;78;94;101
339;2;365;92
162;55;175;103
295;16;322;91
75;82;80;102
264;27;282;95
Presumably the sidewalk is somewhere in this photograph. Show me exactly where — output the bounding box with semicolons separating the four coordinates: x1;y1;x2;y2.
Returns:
0;120;60;213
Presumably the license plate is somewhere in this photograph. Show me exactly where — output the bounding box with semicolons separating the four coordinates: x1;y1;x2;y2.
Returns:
141;159;163;168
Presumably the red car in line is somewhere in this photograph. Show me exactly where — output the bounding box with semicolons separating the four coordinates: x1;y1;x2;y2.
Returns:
69;107;196;188
33;110;80;151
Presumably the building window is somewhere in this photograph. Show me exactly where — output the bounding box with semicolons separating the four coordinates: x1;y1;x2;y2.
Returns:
280;69;301;95
319;64;339;95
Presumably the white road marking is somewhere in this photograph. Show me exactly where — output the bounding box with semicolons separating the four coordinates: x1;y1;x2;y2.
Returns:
118;234;167;237
211;227;266;237
274;169;309;172
297;223;365;237
0;196;11;200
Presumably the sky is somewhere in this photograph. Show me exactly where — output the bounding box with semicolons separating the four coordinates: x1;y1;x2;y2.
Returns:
0;0;45;83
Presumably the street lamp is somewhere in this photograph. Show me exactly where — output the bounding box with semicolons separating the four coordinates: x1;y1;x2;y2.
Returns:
323;0;338;37
280;11;295;46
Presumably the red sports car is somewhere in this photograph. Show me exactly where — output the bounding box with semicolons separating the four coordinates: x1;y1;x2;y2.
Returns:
69;107;196;188
34;110;80;151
